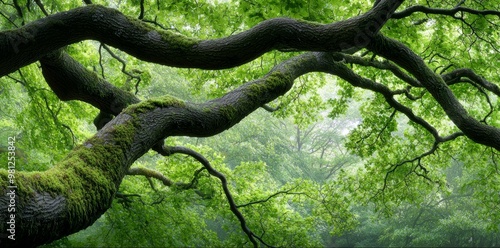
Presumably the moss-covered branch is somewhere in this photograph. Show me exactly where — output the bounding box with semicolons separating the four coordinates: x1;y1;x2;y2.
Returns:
0;50;332;247
0;0;403;76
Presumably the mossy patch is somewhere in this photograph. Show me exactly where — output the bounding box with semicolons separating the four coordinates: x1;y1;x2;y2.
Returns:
157;29;200;50
124;95;186;115
248;70;292;100
125;15;199;50
0;114;139;232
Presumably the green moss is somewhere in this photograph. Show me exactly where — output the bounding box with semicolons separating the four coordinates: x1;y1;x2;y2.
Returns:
220;104;238;121
157;29;200;49
297;18;323;27
125;95;186;115
0;119;138;228
125;15;199;50
112;121;137;148
248;70;291;98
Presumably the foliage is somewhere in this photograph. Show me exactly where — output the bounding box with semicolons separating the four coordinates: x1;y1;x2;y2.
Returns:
1;0;500;247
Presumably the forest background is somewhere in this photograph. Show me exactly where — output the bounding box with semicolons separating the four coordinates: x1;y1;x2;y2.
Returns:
1;0;500;247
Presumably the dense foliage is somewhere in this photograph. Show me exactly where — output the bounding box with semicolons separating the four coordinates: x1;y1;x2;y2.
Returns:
1;0;499;247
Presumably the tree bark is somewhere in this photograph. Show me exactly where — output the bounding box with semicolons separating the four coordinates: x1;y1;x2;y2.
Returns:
0;0;403;76
0;51;344;247
366;34;500;150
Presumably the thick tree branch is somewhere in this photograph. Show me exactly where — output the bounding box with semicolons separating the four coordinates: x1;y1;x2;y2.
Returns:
442;68;500;97
366;34;500;150
3;24;498;248
0;50;333;247
39;50;140;116
0;0;403;76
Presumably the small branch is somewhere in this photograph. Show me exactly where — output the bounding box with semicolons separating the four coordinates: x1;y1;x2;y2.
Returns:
115;192;146;205
101;44;142;94
61;124;76;147
6;74;26;86
127;167;175;187
0;11;18;28
158;145;260;247
457;78;494;123
261;104;280;112
337;52;421;87
379;131;463;194
141;17;177;31
138;0;145;20
98;44;106;79
319;55;446;142
13;0;24;25
34;0;49;16
442;68;500;97
146;177;156;191
237;187;304;208
392;5;500;19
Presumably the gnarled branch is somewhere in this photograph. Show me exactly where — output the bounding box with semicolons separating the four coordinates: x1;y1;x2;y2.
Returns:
0;0;403;76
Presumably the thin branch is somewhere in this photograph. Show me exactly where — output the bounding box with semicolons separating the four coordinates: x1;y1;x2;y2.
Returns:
13;0;24;25
98;44;106;79
392;5;500;19
455;78;494;123
158;145;261;247
379;131;463;194
261;104;280;112
138;0;145;20
6;74;26;86
34;0;49;16
141;16;177;31
337;52;421;87
0;11;18;27
127;167;175;186
101;44;142;94
115;192;146;205
237;187;304;208
318;55;446;142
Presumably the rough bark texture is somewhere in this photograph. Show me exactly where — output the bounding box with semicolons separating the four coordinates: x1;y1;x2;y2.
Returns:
366;34;500;150
0;0;402;76
0;51;337;247
2;0;498;247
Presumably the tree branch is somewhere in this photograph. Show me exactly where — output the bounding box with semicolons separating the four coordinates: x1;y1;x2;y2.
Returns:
392;5;500;19
442;68;500;97
0;0;403;76
237;187;304;208
158;145;260;247
39;50;140;116
34;0;49;17
336;52;421;87
127;166;206;191
367;34;500;150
